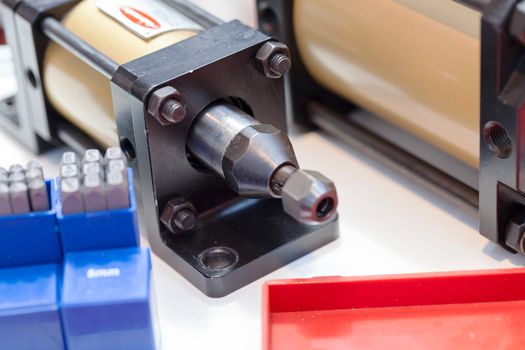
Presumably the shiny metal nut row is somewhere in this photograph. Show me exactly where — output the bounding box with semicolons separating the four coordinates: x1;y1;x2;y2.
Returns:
60;148;129;215
61;148;126;174
0;160;49;216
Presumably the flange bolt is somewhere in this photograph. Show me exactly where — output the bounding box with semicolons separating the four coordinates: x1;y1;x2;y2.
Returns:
147;86;186;126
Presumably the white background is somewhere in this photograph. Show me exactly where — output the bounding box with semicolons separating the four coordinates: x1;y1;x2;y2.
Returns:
1;1;525;349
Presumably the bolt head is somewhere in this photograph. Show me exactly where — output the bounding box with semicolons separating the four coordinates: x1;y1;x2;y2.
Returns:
147;86;185;126
511;2;525;45
160;197;196;234
255;41;292;79
505;211;525;253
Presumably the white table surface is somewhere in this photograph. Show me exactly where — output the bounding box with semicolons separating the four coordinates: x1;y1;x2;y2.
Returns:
1;2;525;349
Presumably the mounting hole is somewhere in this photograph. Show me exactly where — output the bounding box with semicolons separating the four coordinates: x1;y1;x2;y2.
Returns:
119;137;136;162
483;121;512;159
258;3;279;35
26;69;38;88
198;246;239;272
316;197;335;219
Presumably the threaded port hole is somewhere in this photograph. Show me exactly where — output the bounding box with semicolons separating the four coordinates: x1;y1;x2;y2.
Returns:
316;197;335;219
26;69;37;88
119;137;136;162
483;121;512;159
258;3;279;35
198;247;238;272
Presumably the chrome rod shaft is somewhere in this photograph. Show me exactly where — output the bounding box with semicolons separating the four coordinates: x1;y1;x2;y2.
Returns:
41;17;119;79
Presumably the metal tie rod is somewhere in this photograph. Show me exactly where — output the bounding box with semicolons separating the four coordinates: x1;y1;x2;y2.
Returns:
169;0;224;28
41;17;119;79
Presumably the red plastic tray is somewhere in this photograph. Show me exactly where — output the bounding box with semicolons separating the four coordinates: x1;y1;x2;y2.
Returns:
263;269;525;349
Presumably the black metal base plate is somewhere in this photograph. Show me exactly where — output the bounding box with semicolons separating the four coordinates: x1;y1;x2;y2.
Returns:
159;198;339;297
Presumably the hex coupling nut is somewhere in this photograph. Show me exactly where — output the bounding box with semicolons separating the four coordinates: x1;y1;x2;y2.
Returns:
147;86;186;126
222;124;298;197
255;41;292;79
160;197;196;234
281;169;338;225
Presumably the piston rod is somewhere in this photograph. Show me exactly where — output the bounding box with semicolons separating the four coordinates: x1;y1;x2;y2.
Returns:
41;17;119;79
187;103;338;223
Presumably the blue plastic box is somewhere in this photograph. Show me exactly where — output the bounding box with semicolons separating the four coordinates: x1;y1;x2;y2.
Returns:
0;180;62;268
56;169;139;253
0;264;65;350
61;247;157;350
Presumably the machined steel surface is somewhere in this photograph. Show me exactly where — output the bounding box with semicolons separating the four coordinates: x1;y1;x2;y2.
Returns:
61;151;79;166
83;173;106;212
188;103;259;177
60;176;83;214
187;103;298;198
26;167;44;182
60;163;79;178
8;170;24;183
107;159;126;174
82;162;103;179
105;147;126;163
83;149;102;163
0;160;50;213
187;102;338;222
9;181;30;214
28;177;49;212
59;148;131;213
105;171;129;210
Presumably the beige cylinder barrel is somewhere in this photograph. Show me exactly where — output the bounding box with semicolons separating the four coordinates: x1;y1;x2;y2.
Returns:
294;0;481;169
43;0;199;147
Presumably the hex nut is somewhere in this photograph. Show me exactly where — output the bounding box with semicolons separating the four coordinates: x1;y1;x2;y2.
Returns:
160;197;196;234
222;124;298;197
511;2;525;45
147;86;185;126
505;211;525;253
281;170;338;224
255;41;292;78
